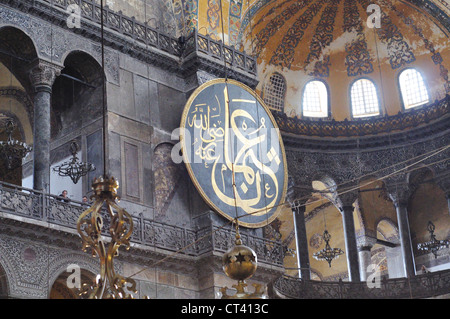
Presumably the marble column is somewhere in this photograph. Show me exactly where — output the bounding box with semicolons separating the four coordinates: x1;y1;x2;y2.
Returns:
357;236;377;282
28;60;62;191
338;191;361;282
387;181;415;278
291;199;311;280
358;246;372;282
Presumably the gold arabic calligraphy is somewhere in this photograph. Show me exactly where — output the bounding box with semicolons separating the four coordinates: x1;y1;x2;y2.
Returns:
187;86;281;217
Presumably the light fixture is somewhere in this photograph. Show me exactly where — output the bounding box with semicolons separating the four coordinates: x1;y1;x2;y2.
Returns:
77;176;137;299
0;118;32;170
76;0;138;299
417;221;449;259
52;140;95;184
313;229;344;267
220;221;267;299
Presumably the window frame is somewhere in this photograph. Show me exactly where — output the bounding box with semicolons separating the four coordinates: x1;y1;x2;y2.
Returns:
301;79;330;119
349;77;382;119
262;72;287;112
397;67;430;111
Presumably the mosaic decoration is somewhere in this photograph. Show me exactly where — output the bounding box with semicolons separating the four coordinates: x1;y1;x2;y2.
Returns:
183;0;199;34
382;0;449;94
269;0;326;69
153;143;182;220
173;0;185;35
309;233;323;249
358;0;415;70
237;0;277;45
343;0;374;76
252;0;294;30
229;0;243;47
207;0;221;39
304;0;341;77
254;0;308;56
310;55;331;78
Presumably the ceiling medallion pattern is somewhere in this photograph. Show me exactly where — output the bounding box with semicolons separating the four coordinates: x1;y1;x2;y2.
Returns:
343;0;374;76
252;0;294;31
304;0;341;77
358;0;416;69
257;0;423;74
382;0;449;94
269;0;326;69
254;0;308;56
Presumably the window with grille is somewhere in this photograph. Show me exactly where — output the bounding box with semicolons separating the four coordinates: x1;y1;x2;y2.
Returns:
302;80;328;118
350;79;380;118
263;73;286;111
399;68;429;109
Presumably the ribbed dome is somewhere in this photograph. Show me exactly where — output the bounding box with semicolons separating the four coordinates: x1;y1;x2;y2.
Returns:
238;0;450;122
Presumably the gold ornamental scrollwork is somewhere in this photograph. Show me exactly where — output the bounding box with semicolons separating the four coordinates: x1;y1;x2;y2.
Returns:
77;175;137;299
180;79;288;228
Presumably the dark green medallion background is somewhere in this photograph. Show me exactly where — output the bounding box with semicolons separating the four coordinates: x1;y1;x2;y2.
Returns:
180;79;287;228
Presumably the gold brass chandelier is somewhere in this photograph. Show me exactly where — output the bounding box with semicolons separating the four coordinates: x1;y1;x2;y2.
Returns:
76;0;137;299
77;176;137;299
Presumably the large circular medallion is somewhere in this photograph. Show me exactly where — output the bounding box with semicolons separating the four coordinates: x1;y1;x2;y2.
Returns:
180;79;287;228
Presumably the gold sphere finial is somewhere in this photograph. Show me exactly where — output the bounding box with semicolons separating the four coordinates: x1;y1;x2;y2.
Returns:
92;175;120;199
222;221;257;282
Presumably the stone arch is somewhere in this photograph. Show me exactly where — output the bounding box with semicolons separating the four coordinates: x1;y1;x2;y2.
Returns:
51;50;105;138
375;218;400;243
0;26;39;94
0;27;37;186
46;252;101;299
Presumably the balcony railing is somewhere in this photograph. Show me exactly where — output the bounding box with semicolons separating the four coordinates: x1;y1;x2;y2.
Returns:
31;0;256;74
0;181;284;266
273;94;449;137
274;270;450;299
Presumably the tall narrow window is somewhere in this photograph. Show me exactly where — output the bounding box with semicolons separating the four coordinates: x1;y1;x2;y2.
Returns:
350;79;380;118
399;68;429;109
302;80;328;118
263;73;286;111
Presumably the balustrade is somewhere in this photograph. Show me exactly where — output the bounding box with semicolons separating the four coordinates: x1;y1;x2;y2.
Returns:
0;181;284;266
274;271;450;299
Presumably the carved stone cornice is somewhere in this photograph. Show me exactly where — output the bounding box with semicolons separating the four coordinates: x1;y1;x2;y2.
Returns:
28;59;63;92
275;95;449;141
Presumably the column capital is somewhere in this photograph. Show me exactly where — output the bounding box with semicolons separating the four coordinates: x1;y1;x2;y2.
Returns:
287;180;312;209
357;235;378;251
337;189;358;211
28;59;63;92
385;181;411;208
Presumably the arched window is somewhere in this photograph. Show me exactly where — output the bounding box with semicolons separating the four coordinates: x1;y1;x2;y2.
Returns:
263;73;286;111
399;68;429;109
350;79;380;118
302;80;328;118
